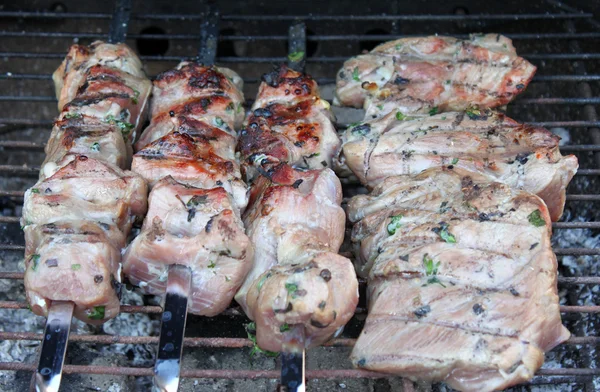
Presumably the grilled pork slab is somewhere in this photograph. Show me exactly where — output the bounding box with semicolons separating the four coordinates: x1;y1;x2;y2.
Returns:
238;67;341;183
22;156;147;323
45;41;151;178
123;62;252;315
339;109;577;221
123;177;252;316
235;164;358;351
347;168;569;391
335;34;535;118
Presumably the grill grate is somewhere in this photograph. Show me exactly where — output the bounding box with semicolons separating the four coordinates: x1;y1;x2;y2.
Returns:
0;0;599;390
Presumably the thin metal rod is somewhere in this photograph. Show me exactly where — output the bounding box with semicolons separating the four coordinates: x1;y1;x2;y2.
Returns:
2;362;599;379
196;4;219;66
153;265;192;392
108;0;132;44
287;22;306;72
281;325;306;392
35;301;74;392
0;11;592;20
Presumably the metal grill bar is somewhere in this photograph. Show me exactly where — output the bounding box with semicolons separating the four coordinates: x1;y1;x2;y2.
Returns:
2;53;600;62
0;11;593;20
0;301;599;314
0;332;596;348
108;0;131;43
0;362;597;380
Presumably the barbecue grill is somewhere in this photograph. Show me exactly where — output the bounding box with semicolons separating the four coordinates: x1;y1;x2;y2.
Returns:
1;0;599;390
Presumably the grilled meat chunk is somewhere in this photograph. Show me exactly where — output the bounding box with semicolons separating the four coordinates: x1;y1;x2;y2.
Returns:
46;41;151;177
335;34;535;118
339;109;577;221
22;156;147;323
123;177;252;316
124;61;252;315
348;168;569;392
239;66;341;183
135;62;244;150
133;119;247;209
235;164;358;352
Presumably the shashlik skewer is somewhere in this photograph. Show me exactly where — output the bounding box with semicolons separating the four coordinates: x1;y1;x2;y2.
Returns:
334;35;575;391
234;66;359;386
121;61;252;391
22;41;151;392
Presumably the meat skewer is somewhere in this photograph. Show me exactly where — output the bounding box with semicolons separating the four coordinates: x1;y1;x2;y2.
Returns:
234;58;358;391
23;41;151;392
121;11;252;390
334;36;575;391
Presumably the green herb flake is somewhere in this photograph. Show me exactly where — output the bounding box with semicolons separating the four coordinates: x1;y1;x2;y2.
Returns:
396;111;406;121
87;306;105;320
280;323;291;333
445;80;451;85
287;51;305;62
285;283;298;296
64;112;82;119
245;322;279;358
352;67;360;82
376;104;384;111
429;107;439;116
422;254;446;288
214;117;224;127
187;195;207;207
387;214;403;235
440;228;456;243
439;201;450;213
31;188;40;194
441;116;447;120
71;264;82;271
257;273;270;292
208;260;216;269
451;158;459;165
395;43;402;50
30;254;40;271
225;102;235;112
105;114;134;138
91;142;100;152
527;209;546;227
131;89;140;104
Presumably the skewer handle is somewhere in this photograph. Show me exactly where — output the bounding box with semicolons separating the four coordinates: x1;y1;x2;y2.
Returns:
35;301;75;392
153;264;192;392
280;324;306;392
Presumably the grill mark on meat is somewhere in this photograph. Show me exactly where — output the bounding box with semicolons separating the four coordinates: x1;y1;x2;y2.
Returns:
366;315;520;339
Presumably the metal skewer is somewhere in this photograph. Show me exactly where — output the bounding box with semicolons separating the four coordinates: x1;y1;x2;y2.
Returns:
153;265;192;392
279;21;308;392
281;325;306;392
33;2;132;391
34;301;74;392
152;5;220;391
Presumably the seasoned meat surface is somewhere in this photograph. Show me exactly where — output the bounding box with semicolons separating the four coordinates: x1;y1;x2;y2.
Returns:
239;66;340;183
338;109;578;221
22;156;147;323
235;164;358;351
347;168;569;391
123;177;252;316
335;34;535;117
235;66;357;352
124;61;252;315
23;41;150;324
45;41;151;178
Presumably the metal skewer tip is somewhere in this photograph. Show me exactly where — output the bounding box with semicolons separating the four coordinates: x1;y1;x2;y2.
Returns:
35;301;75;392
153;264;192;392
280;324;306;392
